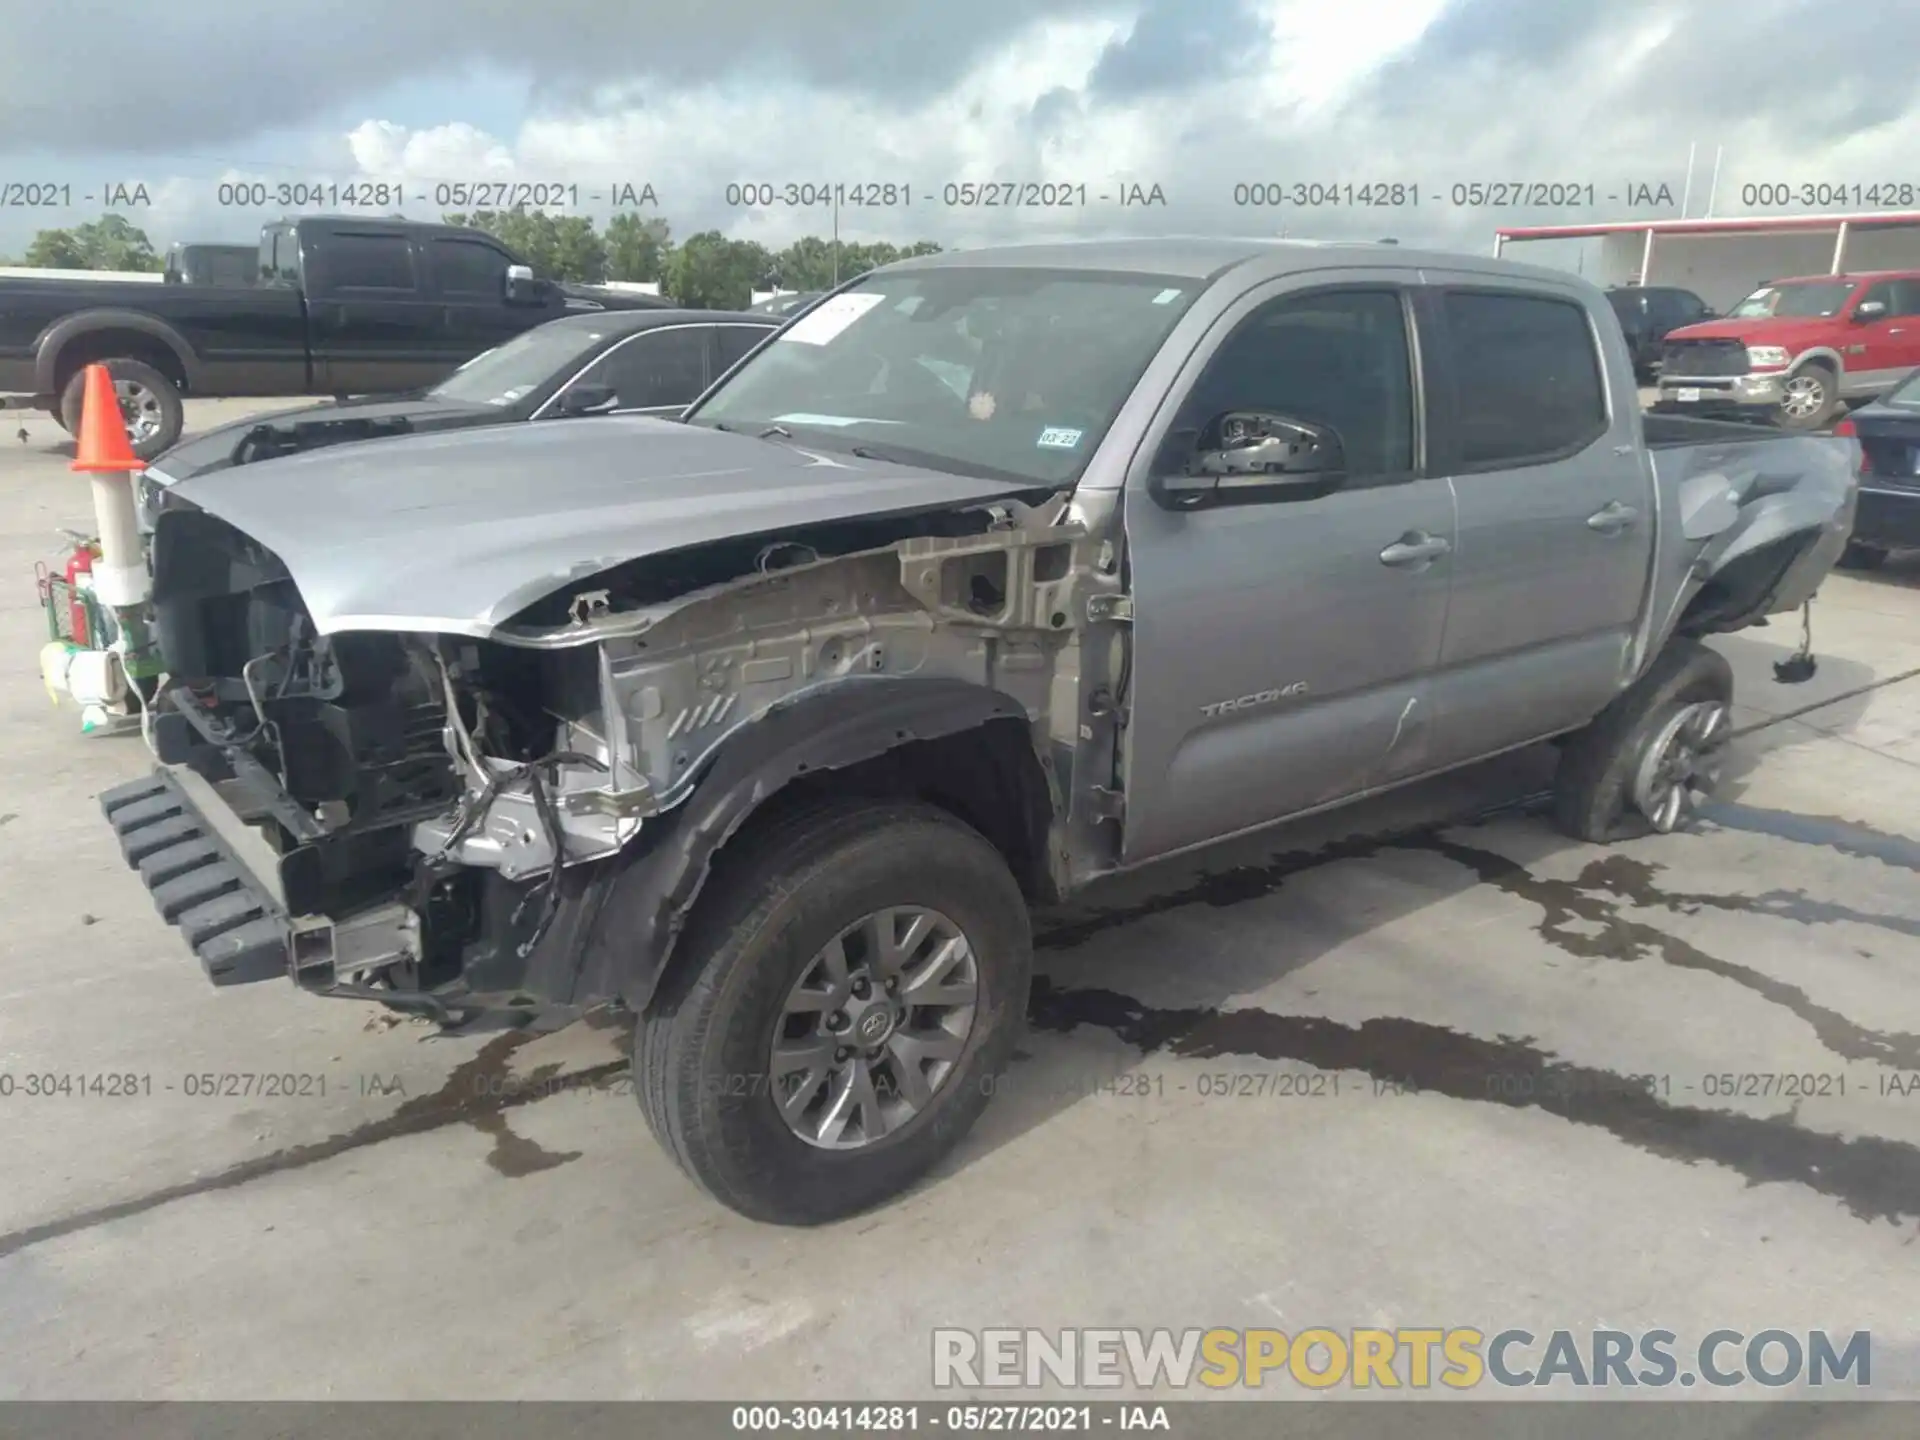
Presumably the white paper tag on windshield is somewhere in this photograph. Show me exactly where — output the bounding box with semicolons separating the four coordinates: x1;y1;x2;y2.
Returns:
781;292;886;345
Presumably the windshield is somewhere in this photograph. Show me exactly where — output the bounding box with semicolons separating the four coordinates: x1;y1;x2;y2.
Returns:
1885;368;1920;407
428;322;610;406
1726;281;1858;319
686;267;1200;484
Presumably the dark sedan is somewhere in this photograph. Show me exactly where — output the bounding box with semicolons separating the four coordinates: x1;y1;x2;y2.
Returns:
136;308;780;526
1835;369;1920;568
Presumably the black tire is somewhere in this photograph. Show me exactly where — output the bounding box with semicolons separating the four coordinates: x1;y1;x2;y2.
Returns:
1551;639;1733;844
58;358;184;461
1774;364;1835;431
634;799;1032;1224
1838;540;1889;571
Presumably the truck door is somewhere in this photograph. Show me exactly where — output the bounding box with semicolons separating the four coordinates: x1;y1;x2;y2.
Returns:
428;233;562;371
1841;278;1920;399
305;228;445;394
1416;279;1655;765
1118;274;1457;865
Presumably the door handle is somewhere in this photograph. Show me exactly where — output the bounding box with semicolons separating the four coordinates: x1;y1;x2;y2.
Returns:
1379;531;1452;567
1587;501;1639;534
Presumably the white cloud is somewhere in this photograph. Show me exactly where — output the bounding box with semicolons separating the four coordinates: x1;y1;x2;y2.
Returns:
6;0;1918;265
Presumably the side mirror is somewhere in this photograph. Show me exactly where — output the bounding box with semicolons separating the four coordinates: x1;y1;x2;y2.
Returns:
558;382;617;415
1150;411;1345;509
1854;300;1888;322
504;263;541;305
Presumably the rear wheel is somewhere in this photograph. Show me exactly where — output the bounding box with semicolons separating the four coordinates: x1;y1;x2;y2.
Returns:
1775;365;1835;431
1552;639;1734;843
634;799;1031;1224
1838;540;1889;570
58;358;184;460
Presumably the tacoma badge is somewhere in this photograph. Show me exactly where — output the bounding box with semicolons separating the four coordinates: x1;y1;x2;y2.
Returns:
1200;682;1308;718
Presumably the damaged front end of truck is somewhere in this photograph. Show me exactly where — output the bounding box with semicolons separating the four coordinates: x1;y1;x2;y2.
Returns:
101;434;1112;1030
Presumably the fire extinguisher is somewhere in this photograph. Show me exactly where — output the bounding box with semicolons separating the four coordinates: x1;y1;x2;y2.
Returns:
64;542;94;648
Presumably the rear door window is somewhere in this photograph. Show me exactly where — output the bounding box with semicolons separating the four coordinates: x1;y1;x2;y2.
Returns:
1438;290;1608;468
325;233;418;291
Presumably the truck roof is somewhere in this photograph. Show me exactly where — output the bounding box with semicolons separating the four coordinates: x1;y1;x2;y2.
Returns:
278;214;487;241
1766;269;1920;285
886;236;1596;292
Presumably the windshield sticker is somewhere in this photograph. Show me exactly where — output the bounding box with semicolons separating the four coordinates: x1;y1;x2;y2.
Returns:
780;292;887;345
1037;426;1083;449
1153;288;1183;305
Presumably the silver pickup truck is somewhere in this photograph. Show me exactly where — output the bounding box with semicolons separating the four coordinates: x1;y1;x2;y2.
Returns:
104;239;1856;1224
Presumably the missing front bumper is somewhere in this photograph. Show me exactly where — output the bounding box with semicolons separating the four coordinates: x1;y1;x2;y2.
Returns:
100;769;291;985
100;767;423;989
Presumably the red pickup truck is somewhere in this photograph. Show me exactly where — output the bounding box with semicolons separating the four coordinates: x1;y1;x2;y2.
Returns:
1656;270;1920;430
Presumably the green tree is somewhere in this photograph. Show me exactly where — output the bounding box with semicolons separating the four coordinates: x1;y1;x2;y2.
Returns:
770;236;944;290
22;214;160;271
605;213;672;283
22;228;87;268
444;206;608;283
768;235;839;291
666;231;773;309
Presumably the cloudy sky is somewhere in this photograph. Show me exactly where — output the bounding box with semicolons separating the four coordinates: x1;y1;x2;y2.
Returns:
1;0;1915;265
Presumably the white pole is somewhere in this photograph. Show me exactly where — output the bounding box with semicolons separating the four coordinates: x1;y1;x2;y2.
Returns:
1704;146;1723;218
87;474;148;607
1680;142;1697;219
1640;227;1656;286
1830;222;1850;274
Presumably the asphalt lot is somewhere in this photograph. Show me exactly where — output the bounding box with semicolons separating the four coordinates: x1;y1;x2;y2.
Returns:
2;398;1919;1401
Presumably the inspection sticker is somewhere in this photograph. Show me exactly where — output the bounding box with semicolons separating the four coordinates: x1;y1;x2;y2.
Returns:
1153;288;1183;304
1037;427;1084;449
780;292;887;345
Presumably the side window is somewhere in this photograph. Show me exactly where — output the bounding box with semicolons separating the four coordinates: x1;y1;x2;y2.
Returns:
433;238;509;297
326;233;417;291
1890;280;1920;317
210;251;252;287
1178;288;1414;478
716;323;775;370
261;228;299;284
582;328;709;408
1441;290;1607;468
1858;282;1897;315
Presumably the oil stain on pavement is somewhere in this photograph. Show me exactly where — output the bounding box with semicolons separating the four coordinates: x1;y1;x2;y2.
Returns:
3;796;1917;1259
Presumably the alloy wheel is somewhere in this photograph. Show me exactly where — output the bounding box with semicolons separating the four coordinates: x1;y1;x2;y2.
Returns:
770;906;979;1150
1630;701;1731;833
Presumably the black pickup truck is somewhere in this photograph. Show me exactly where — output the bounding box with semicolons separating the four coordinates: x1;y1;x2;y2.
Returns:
0;215;670;457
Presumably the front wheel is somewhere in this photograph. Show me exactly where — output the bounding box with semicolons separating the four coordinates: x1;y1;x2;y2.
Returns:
1775;366;1835;431
634;799;1032;1224
1552;639;1734;843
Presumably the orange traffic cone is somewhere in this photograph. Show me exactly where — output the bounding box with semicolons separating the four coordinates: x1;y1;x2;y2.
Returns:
71;364;145;474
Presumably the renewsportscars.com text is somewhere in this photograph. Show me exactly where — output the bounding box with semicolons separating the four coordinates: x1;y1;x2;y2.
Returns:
932;1327;1871;1390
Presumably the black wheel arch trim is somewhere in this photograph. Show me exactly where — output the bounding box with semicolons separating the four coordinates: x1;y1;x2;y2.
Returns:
515;677;1039;1014
35;309;204;394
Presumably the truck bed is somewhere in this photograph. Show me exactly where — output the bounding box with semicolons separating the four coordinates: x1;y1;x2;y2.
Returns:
1641;412;1789;448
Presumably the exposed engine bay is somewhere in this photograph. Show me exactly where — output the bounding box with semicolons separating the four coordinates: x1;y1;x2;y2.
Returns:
142;489;1108;1023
